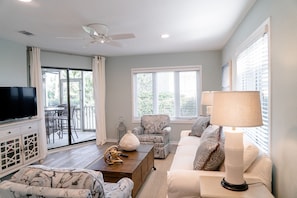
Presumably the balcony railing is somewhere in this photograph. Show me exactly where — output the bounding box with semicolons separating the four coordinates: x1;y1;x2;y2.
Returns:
73;106;96;131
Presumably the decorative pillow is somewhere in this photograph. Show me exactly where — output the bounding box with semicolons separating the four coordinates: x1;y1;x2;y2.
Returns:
243;141;259;171
189;116;210;137
193;140;225;171
200;125;222;142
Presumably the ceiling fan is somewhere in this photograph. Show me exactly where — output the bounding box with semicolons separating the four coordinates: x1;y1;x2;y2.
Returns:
81;23;135;46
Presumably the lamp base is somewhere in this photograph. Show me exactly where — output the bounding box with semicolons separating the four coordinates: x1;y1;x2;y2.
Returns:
221;178;248;191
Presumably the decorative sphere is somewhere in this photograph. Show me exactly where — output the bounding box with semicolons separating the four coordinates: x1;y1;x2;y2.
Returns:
119;130;140;151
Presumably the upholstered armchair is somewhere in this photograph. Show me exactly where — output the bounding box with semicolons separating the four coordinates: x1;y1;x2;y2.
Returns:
132;114;171;159
0;165;133;198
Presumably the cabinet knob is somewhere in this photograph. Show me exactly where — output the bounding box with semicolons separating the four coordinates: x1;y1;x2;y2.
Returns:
8;131;11;134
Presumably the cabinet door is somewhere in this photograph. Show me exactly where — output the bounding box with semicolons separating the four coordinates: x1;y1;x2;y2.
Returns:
22;132;39;163
0;136;23;172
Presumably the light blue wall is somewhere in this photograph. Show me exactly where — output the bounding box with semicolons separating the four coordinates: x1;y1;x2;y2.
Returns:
222;0;297;197
0;39;27;86
105;51;222;142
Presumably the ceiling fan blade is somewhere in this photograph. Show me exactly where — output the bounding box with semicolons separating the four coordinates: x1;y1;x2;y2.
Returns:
105;40;122;47
110;33;135;40
82;25;98;36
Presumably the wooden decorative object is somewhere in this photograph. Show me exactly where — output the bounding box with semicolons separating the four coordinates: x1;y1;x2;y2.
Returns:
104;145;123;165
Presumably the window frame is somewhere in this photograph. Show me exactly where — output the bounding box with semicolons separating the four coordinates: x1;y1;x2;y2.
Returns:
233;18;271;155
131;65;202;123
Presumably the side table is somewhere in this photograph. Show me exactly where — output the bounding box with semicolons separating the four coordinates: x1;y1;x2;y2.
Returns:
200;176;274;198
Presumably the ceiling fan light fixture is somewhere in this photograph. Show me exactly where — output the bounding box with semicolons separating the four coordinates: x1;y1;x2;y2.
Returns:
18;0;32;2
161;34;170;39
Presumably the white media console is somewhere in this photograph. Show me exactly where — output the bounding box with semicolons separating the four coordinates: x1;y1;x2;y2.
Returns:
0;118;43;178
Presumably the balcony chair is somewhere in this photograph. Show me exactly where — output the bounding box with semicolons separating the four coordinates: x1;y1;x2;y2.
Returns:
55;104;78;140
132;114;171;159
0;165;133;198
45;112;57;143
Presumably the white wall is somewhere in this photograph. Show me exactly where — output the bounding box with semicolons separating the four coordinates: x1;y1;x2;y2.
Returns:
222;0;297;197
40;51;92;69
105;51;222;142
0;39;27;86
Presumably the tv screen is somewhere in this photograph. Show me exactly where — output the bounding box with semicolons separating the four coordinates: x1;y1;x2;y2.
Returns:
0;87;37;122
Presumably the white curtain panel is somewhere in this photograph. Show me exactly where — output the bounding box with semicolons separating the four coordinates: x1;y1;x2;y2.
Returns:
29;47;47;158
92;56;107;145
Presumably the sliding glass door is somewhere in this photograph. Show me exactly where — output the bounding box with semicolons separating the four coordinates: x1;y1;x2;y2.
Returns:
43;68;96;149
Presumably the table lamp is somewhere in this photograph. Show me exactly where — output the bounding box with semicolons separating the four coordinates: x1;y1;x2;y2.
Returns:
201;91;213;116
210;91;262;191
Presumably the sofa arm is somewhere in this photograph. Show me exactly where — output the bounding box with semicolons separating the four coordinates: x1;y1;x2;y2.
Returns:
104;177;134;198
244;154;273;191
132;126;144;135
180;130;191;137
0;180;92;198
167;170;225;198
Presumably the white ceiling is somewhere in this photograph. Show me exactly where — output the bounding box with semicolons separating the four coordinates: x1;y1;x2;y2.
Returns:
0;0;255;57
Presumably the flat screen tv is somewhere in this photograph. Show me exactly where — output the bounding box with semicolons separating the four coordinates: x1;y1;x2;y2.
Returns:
0;87;37;122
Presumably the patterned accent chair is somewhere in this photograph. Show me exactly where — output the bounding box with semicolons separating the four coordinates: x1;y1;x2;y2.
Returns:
132;114;171;159
0;165;133;198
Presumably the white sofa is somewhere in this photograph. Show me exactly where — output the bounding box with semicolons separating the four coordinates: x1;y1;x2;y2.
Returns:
167;129;273;198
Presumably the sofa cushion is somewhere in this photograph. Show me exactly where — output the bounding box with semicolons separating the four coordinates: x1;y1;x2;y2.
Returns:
243;139;259;171
193;140;225;171
189;116;210;137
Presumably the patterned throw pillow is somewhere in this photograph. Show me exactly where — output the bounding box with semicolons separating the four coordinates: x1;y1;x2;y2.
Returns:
193;140;225;171
189;116;210;137
193;125;225;171
200;125;222;142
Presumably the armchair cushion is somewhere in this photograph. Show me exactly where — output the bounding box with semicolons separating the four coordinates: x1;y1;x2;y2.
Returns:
141;114;170;134
0;180;92;198
0;165;134;198
10;165;105;198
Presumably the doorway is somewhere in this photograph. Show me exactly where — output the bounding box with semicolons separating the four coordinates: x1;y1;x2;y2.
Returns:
42;68;96;149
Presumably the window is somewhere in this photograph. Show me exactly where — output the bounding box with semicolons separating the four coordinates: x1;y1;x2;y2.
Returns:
235;19;270;154
132;66;201;122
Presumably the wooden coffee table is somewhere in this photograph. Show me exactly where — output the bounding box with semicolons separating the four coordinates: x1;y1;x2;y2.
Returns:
88;144;155;197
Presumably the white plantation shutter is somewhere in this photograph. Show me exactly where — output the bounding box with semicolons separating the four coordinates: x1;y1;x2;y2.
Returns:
236;19;270;154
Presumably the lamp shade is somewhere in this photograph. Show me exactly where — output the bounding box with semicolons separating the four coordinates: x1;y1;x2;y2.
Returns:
210;91;262;127
201;91;213;106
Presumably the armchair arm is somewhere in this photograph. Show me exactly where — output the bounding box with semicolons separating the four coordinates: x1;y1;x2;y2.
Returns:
162;126;171;133
132;126;144;135
104;178;134;198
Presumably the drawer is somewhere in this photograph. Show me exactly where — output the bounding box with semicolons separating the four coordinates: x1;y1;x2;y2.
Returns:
21;122;39;133
0;127;21;138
